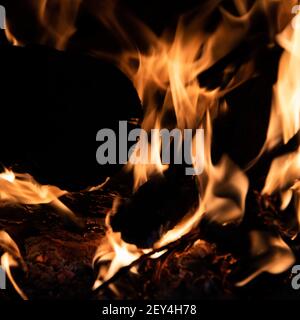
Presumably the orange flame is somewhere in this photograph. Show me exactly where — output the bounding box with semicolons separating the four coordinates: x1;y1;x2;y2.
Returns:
92;0;259;286
266;12;300;149
5;0;81;49
262;12;300;226
0;169;81;299
3;0;299;291
236;231;295;287
0;168;78;224
93;201;148;290
244;10;300;282
0;231;28;300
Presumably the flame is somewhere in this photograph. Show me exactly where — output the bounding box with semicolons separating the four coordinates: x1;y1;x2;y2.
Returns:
127;120;169;190
261;13;300;224
265;13;300;149
4;26;21;46
92;1;300;289
92;230;144;290
0;169;79;298
37;0;81;50
263;149;300;196
236;230;295;287
0;231;28;300
93;206;148;290
0;168;78;224
99;0;271;190
262;149;300;230
91;1;271;288
3;0;299;291
93;152;250;288
244;10;300;281
5;0;81;50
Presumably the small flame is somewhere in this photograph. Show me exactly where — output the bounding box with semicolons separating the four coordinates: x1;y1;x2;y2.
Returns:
93;208;148;290
263;149;300;229
0;168;78;224
0;231;28;300
4;26;21;46
0;169;80;299
5;0;81;50
236;231;295;287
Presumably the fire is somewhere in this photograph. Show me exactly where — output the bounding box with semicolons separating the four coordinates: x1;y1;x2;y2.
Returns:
5;0;81;50
4;26;20;46
262;11;300;225
0;168;78;224
0;231;28;300
127;120;169;191
36;0;81;50
2;0;300;296
92;229;144;290
111;0;271;190
266;13;300;150
263;149;300;210
93;201;148;290
245;9;300;281
92;1;255;289
156;156;249;248
235;230;295;287
0;169;79;299
92;1;300;290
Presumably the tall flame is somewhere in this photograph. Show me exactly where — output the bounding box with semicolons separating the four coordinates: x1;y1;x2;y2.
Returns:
247;10;300;282
262;11;300;226
266;13;300;149
92;1;257;288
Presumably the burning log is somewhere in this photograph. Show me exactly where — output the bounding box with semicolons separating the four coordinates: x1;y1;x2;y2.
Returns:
0;44;142;190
